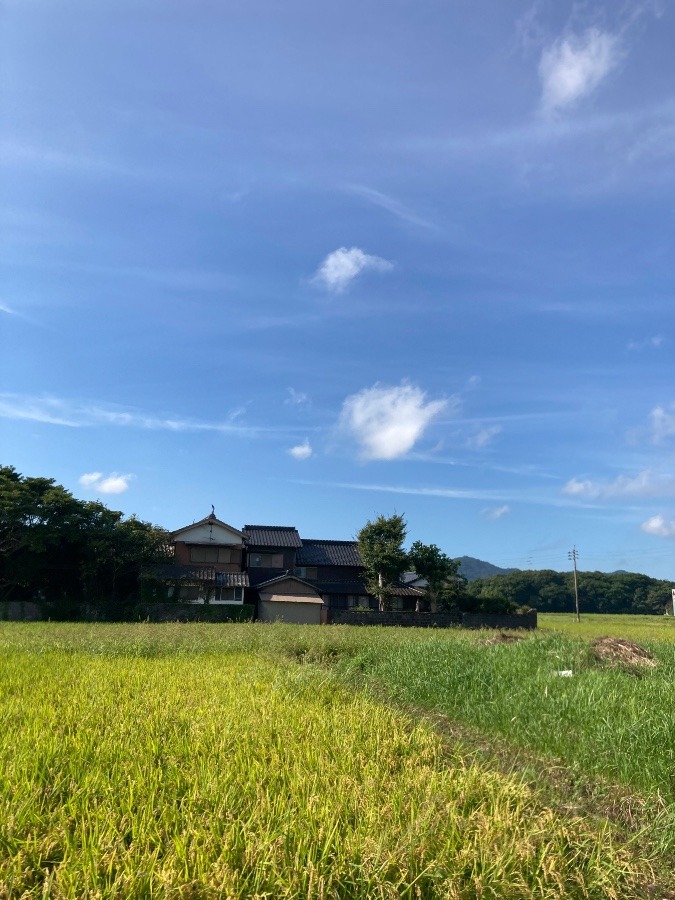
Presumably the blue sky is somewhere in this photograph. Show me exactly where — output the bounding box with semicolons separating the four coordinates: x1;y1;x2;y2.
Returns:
2;0;675;579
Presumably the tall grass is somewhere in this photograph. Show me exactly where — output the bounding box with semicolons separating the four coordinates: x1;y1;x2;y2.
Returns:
0;629;651;898
346;630;675;804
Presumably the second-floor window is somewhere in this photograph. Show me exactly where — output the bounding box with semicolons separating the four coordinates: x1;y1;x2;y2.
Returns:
249;552;284;567
189;546;232;564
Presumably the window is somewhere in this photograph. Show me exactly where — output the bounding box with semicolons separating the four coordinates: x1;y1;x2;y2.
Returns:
295;566;318;580
213;587;244;604
249;552;284;567
189;546;232;564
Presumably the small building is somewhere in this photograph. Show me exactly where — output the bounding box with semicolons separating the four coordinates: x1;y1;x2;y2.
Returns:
256;574;326;625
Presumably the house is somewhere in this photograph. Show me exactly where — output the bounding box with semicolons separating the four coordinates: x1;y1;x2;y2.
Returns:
158;511;249;604
155;512;425;622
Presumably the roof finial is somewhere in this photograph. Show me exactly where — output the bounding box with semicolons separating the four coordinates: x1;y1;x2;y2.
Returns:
210;505;216;518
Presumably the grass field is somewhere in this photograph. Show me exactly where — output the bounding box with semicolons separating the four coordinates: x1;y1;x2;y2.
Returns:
1;619;673;897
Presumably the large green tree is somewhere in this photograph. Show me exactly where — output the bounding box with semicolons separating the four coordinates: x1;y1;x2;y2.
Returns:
0;466;169;618
408;541;464;613
357;514;408;611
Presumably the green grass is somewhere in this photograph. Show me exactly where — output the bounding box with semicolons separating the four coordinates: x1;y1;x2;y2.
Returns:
1;620;673;896
538;613;675;642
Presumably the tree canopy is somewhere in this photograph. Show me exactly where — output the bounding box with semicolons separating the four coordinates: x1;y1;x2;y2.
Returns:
356;514;408;611
0;466;169;618
408;541;463;612
465;568;672;615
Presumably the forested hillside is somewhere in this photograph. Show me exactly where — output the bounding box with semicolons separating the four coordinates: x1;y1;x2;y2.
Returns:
455;556;519;581
466;568;672;615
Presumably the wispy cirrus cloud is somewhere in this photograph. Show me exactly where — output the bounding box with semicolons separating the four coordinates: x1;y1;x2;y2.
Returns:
650;404;675;443
339;382;447;461
312;247;393;293
0;393;274;437
641;514;675;538
467;425;502;450
627;334;665;351
344;184;439;232
79;472;132;495
482;504;511;521
290;478;580;509
539;27;621;118
563;469;675;500
284;387;310;407
288;440;313;461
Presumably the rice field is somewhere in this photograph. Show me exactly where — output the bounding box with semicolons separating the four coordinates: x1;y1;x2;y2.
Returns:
0;620;673;897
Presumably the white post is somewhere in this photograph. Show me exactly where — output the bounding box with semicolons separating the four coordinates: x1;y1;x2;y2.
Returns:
671;588;675;617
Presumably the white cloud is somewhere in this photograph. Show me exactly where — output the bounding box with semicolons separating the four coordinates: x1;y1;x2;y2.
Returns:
313;247;393;293
562;477;595;496
288;440;313;460
539;28;620;117
483;504;511;520
0;303;16;315
284;387;309;407
563;469;675;500
79;472;132;494
339;382;447;460
641;514;675;538
79;472;103;488
467;425;502;449
650;404;675;443
627;334;665;351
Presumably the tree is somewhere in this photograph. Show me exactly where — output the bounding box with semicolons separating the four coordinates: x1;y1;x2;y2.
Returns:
0;466;170;618
357;514;408;611
408;541;463;613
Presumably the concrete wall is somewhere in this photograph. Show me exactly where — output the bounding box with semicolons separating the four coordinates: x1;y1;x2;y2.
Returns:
328;609;537;629
0;601;43;621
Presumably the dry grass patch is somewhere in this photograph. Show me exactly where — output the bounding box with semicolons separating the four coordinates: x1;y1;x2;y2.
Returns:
591;637;658;671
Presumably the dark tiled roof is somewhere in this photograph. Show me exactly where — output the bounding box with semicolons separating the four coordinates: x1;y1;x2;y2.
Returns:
243;525;302;548
296;540;362;567
146;565;249;587
255;573;319;590
311;580;368;595
216;572;250;588
390;585;426;597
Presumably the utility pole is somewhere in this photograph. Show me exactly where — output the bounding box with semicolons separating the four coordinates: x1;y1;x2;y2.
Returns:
568;546;580;622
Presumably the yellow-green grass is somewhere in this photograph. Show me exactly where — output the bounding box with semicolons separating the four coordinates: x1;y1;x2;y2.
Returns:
538;613;675;642
0;633;650;898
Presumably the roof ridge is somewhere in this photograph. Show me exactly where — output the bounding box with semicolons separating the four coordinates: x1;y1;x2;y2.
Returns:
244;524;299;529
301;538;357;544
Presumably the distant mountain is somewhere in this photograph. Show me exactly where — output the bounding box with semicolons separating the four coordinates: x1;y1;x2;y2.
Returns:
456;556;519;582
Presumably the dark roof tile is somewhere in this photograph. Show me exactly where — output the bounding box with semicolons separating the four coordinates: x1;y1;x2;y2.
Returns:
243;525;302;548
296;540;362;566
